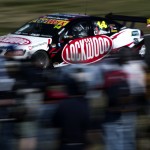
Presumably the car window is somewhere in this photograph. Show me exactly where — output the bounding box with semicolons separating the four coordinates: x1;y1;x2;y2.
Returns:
92;19;124;36
92;20;110;35
65;21;90;38
13;23;59;37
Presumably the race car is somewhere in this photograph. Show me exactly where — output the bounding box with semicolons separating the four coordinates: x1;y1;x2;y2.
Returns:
0;13;146;68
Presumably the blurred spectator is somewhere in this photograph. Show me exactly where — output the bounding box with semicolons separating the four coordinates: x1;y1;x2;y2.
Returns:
52;71;90;150
99;48;140;150
121;48;148;115
0;56;16;150
60;63;105;132
120;48;149;150
37;67;67;150
12;57;46;150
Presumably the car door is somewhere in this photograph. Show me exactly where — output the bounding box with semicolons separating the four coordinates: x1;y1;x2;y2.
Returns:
52;19;90;64
61;19;113;65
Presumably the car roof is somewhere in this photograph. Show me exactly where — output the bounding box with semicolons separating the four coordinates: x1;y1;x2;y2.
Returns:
36;13;124;28
44;13;121;22
44;13;91;20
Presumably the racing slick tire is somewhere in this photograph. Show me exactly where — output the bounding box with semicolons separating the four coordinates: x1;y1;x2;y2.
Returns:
31;50;53;69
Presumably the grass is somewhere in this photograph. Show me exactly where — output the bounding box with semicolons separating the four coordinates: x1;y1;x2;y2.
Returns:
0;0;150;35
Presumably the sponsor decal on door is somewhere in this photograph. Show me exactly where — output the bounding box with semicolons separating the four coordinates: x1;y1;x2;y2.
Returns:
62;35;113;64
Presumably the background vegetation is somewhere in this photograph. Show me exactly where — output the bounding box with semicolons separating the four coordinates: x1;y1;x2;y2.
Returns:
0;0;150;35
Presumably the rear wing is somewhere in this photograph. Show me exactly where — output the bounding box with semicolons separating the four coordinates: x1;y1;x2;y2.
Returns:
105;13;150;28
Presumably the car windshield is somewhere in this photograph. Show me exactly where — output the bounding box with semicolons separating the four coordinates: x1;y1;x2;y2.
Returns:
13;23;59;37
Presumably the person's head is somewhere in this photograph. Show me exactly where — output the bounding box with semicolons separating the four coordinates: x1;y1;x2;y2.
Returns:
65;73;87;97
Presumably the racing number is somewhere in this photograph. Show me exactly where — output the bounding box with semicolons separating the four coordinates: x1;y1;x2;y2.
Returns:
147;18;150;25
97;21;108;29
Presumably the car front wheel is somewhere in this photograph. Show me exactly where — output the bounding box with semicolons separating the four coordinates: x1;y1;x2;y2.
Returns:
32;50;53;69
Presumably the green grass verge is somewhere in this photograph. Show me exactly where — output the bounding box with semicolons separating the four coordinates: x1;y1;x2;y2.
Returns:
0;0;149;35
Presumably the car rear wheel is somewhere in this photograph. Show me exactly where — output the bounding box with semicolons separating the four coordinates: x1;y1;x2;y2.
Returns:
32;50;53;69
139;44;146;57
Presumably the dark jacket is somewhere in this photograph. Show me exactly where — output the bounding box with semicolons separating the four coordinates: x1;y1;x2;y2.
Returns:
53;96;90;144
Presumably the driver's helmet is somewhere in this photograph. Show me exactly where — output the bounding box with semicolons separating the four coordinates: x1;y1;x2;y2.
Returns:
72;23;88;38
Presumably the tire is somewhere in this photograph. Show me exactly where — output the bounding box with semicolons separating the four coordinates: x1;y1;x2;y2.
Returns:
139;44;146;57
32;50;53;69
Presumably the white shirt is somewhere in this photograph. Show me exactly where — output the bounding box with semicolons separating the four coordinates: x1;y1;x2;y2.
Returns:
122;60;146;94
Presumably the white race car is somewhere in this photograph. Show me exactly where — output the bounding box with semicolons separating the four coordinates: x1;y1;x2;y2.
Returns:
0;13;146;68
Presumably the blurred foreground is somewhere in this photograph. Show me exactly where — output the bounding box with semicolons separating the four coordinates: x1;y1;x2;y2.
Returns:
0;48;150;150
